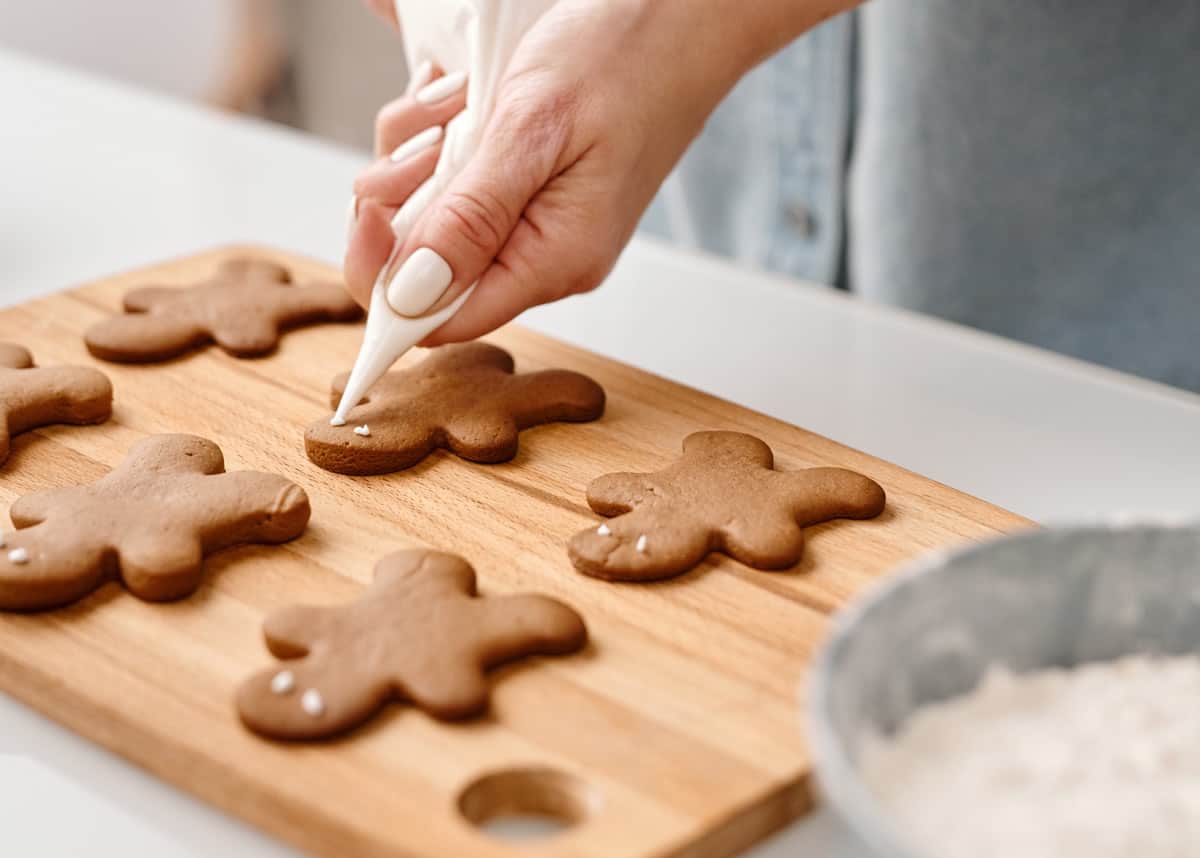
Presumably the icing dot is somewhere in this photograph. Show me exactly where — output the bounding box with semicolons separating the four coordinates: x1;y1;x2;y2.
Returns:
270;670;295;694
353;424;371;437
597;524;611;536
7;547;28;565
635;535;648;554
329;416;347;427
301;689;325;717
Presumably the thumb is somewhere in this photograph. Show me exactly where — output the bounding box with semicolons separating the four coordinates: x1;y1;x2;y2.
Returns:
380;107;564;320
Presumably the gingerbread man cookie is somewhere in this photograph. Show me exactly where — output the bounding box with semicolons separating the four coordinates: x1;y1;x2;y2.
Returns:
237;550;587;740
304;342;605;475
84;258;362;363
0;434;310;611
568;431;886;581
0;343;112;467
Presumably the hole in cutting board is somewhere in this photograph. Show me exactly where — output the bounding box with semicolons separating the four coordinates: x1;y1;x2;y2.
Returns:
457;767;598;843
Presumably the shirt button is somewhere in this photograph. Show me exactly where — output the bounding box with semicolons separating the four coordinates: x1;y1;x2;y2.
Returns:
786;203;819;239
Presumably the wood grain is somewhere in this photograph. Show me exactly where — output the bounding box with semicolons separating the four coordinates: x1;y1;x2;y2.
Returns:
0;247;1031;857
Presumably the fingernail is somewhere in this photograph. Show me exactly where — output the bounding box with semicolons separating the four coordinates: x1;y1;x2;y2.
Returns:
385;247;454;317
415;70;466;105
389;125;443;163
346;195;358;243
406;59;434;95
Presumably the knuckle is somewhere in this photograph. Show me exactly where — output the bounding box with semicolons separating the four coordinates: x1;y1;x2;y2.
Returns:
569;255;612;296
437;189;513;256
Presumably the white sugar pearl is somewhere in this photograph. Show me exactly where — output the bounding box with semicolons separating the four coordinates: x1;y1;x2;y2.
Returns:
597;524;611;536
270;670;295;694
635;535;648;554
353;425;371;437
301;689;325;717
7;547;29;565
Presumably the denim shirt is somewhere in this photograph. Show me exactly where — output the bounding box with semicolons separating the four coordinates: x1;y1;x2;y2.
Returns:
642;1;1200;393
640;14;855;288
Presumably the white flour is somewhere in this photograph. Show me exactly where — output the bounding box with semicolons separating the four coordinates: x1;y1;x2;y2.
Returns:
859;655;1200;858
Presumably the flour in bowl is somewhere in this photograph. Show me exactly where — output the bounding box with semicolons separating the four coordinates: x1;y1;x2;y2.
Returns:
859;655;1200;858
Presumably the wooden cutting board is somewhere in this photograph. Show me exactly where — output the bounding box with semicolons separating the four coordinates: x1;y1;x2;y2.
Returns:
0;247;1029;858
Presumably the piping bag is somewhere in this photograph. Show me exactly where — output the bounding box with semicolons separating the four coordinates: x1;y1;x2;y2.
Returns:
331;0;559;426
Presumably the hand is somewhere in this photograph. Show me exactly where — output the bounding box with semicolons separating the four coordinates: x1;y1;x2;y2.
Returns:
348;0;855;345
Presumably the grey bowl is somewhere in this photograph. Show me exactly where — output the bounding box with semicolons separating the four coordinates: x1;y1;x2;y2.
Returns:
807;524;1200;858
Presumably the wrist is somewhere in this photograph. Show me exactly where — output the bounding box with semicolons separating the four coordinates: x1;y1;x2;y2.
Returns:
643;0;860;99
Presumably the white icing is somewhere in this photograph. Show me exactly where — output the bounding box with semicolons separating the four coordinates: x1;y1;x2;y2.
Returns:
354;425;371;437
329;415;347;427
270;670;295;694
7;547;28;565
597;524;611;536
635;535;648;554
860;656;1200;858
301;689;325;717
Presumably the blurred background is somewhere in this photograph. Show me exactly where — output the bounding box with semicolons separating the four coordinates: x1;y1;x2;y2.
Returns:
0;0;406;151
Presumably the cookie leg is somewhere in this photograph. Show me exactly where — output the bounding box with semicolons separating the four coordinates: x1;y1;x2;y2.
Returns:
117;531;206;602
718;514;808;570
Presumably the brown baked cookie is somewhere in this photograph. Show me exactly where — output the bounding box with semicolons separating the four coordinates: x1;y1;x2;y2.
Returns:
304;342;605;475
0;343;112;467
0;434;310;611
236;549;587;740
568;431;886;582
84;258;362;363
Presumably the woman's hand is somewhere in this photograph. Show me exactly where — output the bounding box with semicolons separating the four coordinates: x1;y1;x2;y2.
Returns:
350;0;852;345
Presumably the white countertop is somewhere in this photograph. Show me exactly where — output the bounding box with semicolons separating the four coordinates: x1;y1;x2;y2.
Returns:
3;50;1199;858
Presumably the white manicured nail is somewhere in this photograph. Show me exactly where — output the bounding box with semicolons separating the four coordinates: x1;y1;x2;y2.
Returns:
407;60;434;95
386;247;454;317
389;125;443;163
415;70;466;105
346;195;358;243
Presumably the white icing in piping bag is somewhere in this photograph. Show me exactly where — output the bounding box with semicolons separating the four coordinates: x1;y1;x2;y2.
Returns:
333;0;560;425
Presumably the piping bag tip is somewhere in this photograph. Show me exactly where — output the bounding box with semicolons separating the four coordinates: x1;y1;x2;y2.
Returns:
332;280;476;425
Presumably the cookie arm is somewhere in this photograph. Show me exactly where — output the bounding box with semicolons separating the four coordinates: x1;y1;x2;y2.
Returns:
10;487;82;528
84;313;208;363
276;284;362;325
122;286;185;313
185;472;311;549
584;472;654;517
0;366;112;438
261;604;338;657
